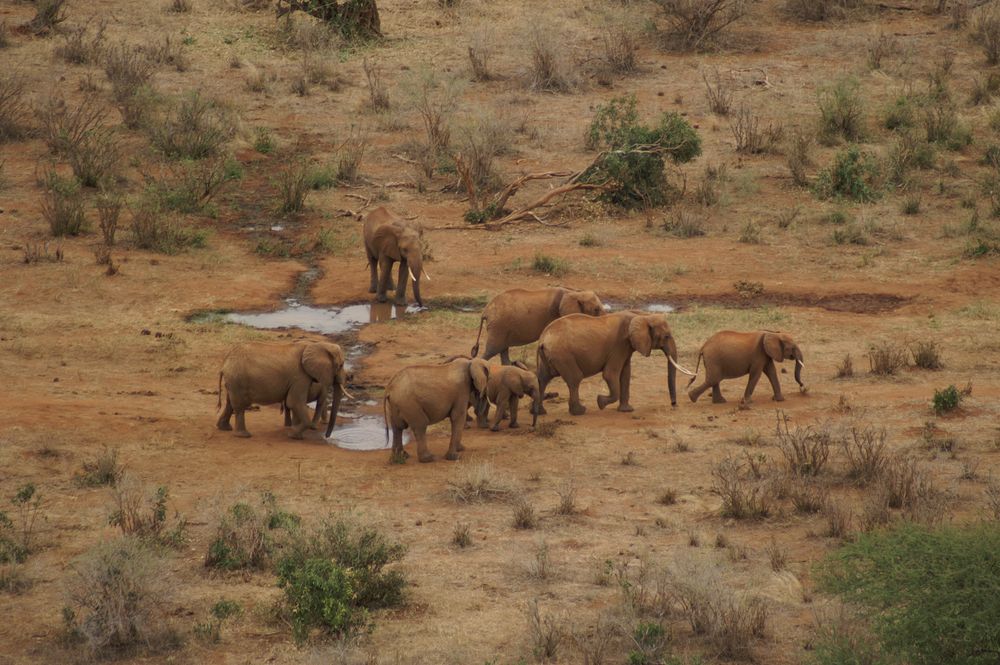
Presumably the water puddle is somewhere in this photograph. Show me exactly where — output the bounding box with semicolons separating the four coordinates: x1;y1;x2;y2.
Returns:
331;415;407;451
225;300;421;335
603;302;677;313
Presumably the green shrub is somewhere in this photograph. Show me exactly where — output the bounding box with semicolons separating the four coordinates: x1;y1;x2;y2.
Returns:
41;173;87;237
129;198;207;253
205;493;298;571
818;78;866;144
931;385;962;415
253;127;275;154
883;94;915;131
582;94;701;209
817;521;1000;665
0;484;42;564
532;253;569;277
814;146;881;202
278;557;360;643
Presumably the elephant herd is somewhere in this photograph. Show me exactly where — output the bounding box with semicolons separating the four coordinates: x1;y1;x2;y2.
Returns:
216;207;806;462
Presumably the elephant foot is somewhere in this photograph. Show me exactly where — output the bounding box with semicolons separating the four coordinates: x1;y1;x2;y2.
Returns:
509;422;519;429
394;299;407;307
772;395;786;402
418;453;436;463
376;294;388;303
536;405;548;415
490;425;501;432
445;451;460;461
217;422;233;431
234;430;251;439
569;403;587;416
308;422;318;430
288;431;305;440
456;442;466;452
688;392;699;403
617;404;634;413
712;396;727;404
597;395;614;410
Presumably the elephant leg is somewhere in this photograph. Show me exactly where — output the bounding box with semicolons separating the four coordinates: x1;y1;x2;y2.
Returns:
376;256;394;303
619;360;634;412
368;253;379;293
446;408;465;460
394;259;408;306
289;401;313;439
490;389;510;431
283;403;293;427
743;368;763;403
216;395;234;431
560;364;586;416
711;384;726;404
481;339;504;362
597;364;621;411
765;361;785;401
234;409;251;438
508;395;520;428
413;424;433;463
390;425;409;461
500;349;512;366
535;355;557;416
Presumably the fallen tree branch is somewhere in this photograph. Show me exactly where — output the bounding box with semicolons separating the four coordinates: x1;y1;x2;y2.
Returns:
484;182;607;230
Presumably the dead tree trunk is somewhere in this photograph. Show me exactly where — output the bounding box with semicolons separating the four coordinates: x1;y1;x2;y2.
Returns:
276;0;382;40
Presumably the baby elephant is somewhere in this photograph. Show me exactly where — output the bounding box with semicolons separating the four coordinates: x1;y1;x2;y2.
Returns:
476;361;541;431
384;357;490;463
687;331;804;404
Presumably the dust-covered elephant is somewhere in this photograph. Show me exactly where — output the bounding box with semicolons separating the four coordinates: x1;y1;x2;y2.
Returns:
475;361;541;431
216;341;350;439
535;311;694;416
363;206;428;307
383;357;490;463
687;330;804;404
470;287;604;364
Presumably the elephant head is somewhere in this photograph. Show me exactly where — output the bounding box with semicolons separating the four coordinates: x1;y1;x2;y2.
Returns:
468;357;490;420
628;314;691;407
301;342;349;437
763;332;805;388
559;289;605;317
373;222;427;307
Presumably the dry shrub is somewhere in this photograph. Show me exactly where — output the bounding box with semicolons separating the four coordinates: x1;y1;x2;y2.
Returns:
878;455;929;510
0;21;9;50
0;74;29;142
711;456;772;519
204;500;272;570
148;91;236;160
858;492;892;532
276;160;311;214
835;353;854;378
910;341;943;370
64;537;173;656
867;340;908;375
524;21;578;93
406;69;461;156
56;20;107;65
786;129;813;186
972;4;1000;66
452;522;471;548
775;412;833;477
730;103;783;154
335;132;368;183
78;446;123;487
789;481;828;514
363;57;389;111
555;480;577;515
784;0;868;21
447;462;517;503
765;538;787;572
104;42;156;128
824;501;852;537
526;540;553;579
668;555;768;659
512;497;538;529
703;68;733;115
23;0;67;36
455;110;513;192
41;173;87;237
662;209;707;237
818;77;866;144
107;475;180;543
40;93;120;188
985;482;1000;520
842;424;888;486
865;30;897;70
570;611;616;665
601;18;638;76
527;599;565;660
652;0;748;51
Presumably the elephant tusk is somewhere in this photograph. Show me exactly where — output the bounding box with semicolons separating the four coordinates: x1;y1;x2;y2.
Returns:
408;267;417;283
422;269;431;282
340;386;355;401
796;359;805;368
669;356;696;376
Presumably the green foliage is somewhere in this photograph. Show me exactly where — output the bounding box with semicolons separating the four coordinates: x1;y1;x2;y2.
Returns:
814;146;881;202
931;385;962;415
278;557;360;643
130;197;208;253
194;599;242;643
628;621;670;665
531;253;569;277
205;493;299;571
817;522;1000;665
819;78;866;143
253;127;275;154
42;172;87;237
0;484;42;564
883;95;915;131
582;94;701;209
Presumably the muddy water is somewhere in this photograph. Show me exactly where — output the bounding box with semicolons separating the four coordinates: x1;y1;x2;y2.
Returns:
603;302;677;313
220;300;420;451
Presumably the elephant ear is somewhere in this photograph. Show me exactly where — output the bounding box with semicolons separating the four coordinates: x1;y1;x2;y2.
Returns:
628;316;653;357
372;224;402;257
321;343;345;380
762;333;784;363
469;358;490;396
301;343;335;385
558;292;583;316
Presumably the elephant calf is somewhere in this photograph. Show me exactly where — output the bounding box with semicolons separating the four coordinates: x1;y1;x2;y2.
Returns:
384;357;490;463
470;286;604;365
536;311;694;416
217;341;349;439
474;361;541;431
687;330;804;404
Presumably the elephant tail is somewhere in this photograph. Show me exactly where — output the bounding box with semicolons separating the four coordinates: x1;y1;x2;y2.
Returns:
686;353;703;389
216;371;223;409
382;394;390;449
470;314;487;358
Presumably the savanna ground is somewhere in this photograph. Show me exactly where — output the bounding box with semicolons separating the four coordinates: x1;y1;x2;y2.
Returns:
2;0;1000;663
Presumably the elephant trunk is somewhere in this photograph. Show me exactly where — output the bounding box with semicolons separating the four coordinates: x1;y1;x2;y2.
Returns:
409;256;424;307
794;350;804;387
325;382;343;438
665;337;678;407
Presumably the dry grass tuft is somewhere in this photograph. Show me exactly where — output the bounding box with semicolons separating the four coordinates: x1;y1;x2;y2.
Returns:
524;21;578;93
527;599;565;660
775;412;834;477
447;462;517;503
824;501;852;538
512;496;538;529
555;480;577;515
842;424;888;485
867;340;908;375
77;447;123;487
711;456;772;519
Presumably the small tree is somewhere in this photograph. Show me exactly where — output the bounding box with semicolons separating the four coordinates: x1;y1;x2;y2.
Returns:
582;94;701;209
652;0;748;51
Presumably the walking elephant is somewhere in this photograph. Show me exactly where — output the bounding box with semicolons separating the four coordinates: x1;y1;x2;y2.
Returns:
216;341;350;439
363;206;428;307
687;331;804;404
474;361;541;431
470;287;605;364
535;311;695;416
384;357;490;463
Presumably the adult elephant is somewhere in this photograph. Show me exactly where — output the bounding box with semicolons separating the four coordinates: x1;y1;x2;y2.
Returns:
384;357;490;463
363;206;428;307
470;287;605;364
687;331;804;404
216;341;350;439
535;311;695;416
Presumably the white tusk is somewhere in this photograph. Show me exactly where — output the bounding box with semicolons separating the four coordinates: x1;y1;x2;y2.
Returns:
422;269;431;282
340;386;355;401
408;267;417;282
796;359;805;368
669;356;696;376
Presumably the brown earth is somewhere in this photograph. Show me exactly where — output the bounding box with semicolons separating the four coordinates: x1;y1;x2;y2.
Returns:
1;1;999;664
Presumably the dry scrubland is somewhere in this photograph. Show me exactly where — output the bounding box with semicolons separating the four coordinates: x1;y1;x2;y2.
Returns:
2;0;1000;663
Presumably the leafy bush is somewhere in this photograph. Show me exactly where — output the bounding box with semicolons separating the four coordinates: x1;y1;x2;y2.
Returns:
814;146;880;202
818;522;1000;665
931;384;962;415
582;94;701;209
41;173;87;237
205;493;299;571
277;557;359;642
818;78;866;144
148;91;235;160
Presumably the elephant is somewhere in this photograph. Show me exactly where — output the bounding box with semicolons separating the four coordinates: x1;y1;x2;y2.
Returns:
383;357;490;463
281;381;328;428
535;311;695;416
216;341;350;439
474;361;541;431
363;206;428;307
687;330;805;404
470;287;605;364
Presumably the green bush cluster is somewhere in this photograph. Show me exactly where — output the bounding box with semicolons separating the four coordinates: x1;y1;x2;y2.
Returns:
814;146;881;202
931;385;962;415
582;94;701;209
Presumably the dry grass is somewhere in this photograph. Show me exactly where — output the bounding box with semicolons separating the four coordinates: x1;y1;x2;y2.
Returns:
363;58;390;111
775;412;833;477
730;103;783;154
39;92;120;188
789;481;828;514
910;341;943;370
652;0;749;51
512;496;538;529
447;462;517;503
55;20;107;65
824;501;852;538
23;0;68;36
452;522;472;548
555;480;577;515
867;340;909;375
467;24;495;82
104;42;156;129
711;456;772;520
527;599;564;660
972;4;1000;65
524;20;578;93
41;173;86;237
77;447;123;487
96;190;123;247
842;424;888;486
835;353;854;378
276;160;311;214
703;68;734;115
